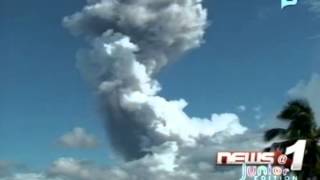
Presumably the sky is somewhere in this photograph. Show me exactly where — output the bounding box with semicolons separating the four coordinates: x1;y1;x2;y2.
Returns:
0;0;320;179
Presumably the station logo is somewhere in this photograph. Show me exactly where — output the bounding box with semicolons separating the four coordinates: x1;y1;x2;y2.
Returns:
281;0;298;9
216;140;306;180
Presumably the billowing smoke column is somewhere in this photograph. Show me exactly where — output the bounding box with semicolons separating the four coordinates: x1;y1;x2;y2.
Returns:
64;0;245;161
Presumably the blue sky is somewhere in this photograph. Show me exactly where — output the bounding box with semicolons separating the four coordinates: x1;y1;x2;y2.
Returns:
1;0;319;172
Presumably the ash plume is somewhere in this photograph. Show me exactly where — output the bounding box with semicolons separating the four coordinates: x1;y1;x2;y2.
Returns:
64;0;246;161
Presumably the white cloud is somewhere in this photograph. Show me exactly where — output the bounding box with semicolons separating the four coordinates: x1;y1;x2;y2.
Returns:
236;105;246;112
305;0;320;15
288;74;320;123
0;161;12;177
253;105;261;112
58;127;99;149
254;114;262;120
0;173;62;180
0;161;27;178
252;105;263;121
1;126;266;180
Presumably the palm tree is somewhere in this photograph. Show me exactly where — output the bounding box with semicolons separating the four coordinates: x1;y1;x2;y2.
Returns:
264;99;320;179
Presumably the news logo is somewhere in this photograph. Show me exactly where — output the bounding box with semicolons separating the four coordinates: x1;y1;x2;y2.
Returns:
281;0;298;9
217;140;306;180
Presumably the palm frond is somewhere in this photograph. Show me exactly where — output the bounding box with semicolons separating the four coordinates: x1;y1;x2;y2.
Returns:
278;99;314;121
264;128;287;141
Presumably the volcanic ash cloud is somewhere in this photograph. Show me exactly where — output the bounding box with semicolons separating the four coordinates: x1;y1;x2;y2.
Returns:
63;0;247;161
